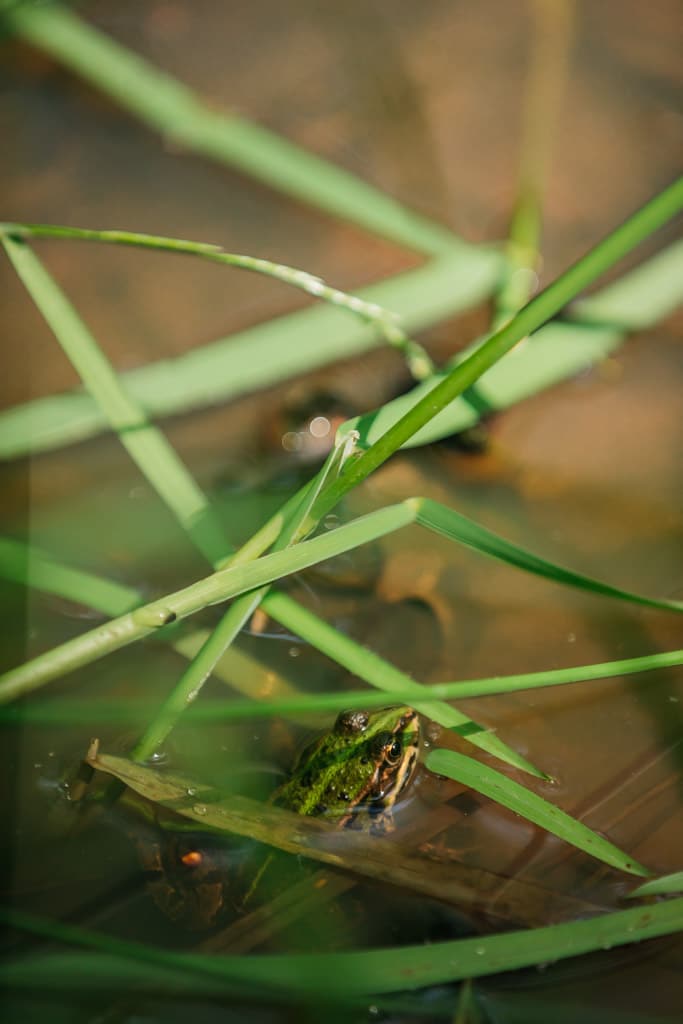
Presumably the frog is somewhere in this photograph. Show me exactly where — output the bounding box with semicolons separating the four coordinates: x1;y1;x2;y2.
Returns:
133;705;421;929
270;704;420;835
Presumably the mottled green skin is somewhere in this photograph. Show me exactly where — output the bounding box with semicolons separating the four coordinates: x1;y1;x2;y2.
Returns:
271;705;420;834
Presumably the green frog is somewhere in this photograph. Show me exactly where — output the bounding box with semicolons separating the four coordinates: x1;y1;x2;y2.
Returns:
135;705;421;929
271;704;420;834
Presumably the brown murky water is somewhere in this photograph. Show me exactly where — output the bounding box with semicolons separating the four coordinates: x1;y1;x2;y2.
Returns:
1;1;682;1020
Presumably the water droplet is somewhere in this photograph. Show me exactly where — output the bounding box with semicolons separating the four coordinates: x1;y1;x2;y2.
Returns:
193;804;207;816
288;646;301;658
281;430;303;453
309;415;330;438
186;787;197;797
475;946;486;956
133;606;176;628
147;749;168;765
323;514;340;530
33;762;43;769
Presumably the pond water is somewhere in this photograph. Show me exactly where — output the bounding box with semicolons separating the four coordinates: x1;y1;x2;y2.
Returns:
1;1;681;1021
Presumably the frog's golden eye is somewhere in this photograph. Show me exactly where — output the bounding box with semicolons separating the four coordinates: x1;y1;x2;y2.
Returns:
335;710;370;734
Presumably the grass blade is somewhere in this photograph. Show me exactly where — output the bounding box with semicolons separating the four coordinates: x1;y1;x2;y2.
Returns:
415;497;683;613
341;238;683;447
426;748;648;876
0;247;499;459
628;872;683;898
1;222;436;380
0;231;525;767
319;178;683;513
3;3;467;258
8;647;679;727
3;898;682;995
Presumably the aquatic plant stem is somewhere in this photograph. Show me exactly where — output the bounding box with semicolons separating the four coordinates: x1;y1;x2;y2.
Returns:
313;177;683;518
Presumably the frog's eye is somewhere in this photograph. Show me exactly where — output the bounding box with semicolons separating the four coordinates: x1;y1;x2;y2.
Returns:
386;738;403;764
335;710;370;734
370;730;393;757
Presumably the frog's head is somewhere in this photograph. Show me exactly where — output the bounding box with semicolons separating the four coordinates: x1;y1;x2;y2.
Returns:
273;705;420;833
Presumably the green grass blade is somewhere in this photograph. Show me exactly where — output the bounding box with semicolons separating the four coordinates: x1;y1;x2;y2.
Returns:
319;178;683;511
0;537;139;616
628;872;683;898
4;647;680;726
426;748;648;876
415;497;683;613
0;229;471;749
0;248;499;459
0;535;543;775
1;222;436;380
1;233;229;563
3;4;467;258
344;238;683;448
3;899;683;996
0;503;417;703
261;589;542;775
131;450;344;760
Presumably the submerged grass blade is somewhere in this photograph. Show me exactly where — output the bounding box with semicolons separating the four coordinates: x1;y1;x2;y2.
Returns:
0;249;499;460
3;898;682;996
4;3;467;258
1;222;435;381
0;233;229;564
85;750;572;925
426;748;649;876
0;537;139;617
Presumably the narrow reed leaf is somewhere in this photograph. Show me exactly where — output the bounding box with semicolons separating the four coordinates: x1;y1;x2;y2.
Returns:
0;233;229;564
1;222;435;380
0;503;417;703
426;748;649;876
342;238;683;449
322;178;683;505
628;872;683;898
415;498;683;613
0;536;139;616
8;647;680;726
4;4;468;257
0;249;499;459
252;589;545;777
2;230;484;759
3;899;683;995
